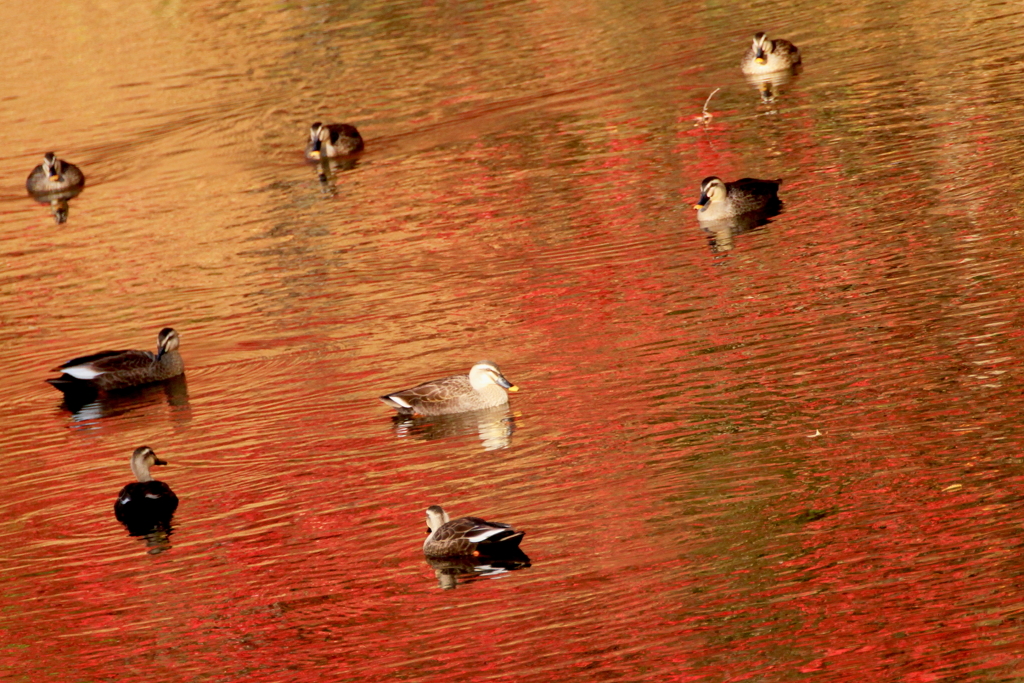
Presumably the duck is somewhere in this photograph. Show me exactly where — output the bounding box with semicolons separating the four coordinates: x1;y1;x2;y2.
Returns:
741;32;801;74
114;446;179;534
380;360;518;416
693;176;781;221
423;505;525;557
47;327;185;393
26;152;85;195
305;121;364;160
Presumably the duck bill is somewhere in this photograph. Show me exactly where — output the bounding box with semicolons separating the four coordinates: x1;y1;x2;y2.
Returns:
309;137;323;159
497;377;518;391
755;50;767;64
693;194;709;210
49;174;61;182
153;457;168;466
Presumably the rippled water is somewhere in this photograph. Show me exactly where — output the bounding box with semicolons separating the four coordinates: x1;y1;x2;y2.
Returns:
4;0;1024;680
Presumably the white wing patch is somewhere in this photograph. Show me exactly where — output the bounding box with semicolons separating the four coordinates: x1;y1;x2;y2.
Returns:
389;395;412;408
63;365;105;380
466;526;507;543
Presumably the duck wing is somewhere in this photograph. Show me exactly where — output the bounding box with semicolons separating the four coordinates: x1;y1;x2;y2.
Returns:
61;349;156;372
324;124;364;153
325;123;360;141
775;39;801;61
380;374;471;411
115;481;178;509
730;178;780;193
445;516;523;547
54;349;129;371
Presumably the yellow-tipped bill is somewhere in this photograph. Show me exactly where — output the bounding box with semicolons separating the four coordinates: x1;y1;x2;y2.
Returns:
756;57;766;64
309;150;321;159
50;175;61;181
507;385;519;392
693;203;705;210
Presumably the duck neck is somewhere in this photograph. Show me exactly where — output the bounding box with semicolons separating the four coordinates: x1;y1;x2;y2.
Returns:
130;458;154;483
157;350;183;372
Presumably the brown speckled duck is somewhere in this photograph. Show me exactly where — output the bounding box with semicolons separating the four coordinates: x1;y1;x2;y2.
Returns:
26;152;85;195
47;328;185;393
741;32;801;74
693;176;781;221
423;505;525;557
305;121;364;160
114;446;179;535
380;361;518;416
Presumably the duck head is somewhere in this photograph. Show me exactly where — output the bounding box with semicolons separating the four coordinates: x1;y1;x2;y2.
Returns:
752;32;771;64
308;122;325;159
694;176;727;211
426;505;451;533
129;446;168;483
42;152;63;182
156;328;180;360
469;361;518;392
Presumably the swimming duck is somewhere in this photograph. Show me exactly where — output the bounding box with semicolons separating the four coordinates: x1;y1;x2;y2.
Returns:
26;152;85;195
114;446;179;535
380;360;518;416
423;505;525;557
47;327;185;393
741;32;801;74
305;121;364;160
693;176;781;221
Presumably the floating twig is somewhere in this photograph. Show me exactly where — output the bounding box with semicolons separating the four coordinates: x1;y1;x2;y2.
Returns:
697;87;721;126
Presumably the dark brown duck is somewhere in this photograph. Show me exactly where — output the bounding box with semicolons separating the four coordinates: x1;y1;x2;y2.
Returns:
47;327;185;393
741;32;801;74
693;176;781;221
423;505;525;557
26;152;85;195
305;121;364;160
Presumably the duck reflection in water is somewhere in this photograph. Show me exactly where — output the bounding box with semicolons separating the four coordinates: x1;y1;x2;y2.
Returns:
25;152;85;224
698;212;775;253
391;405;515;450
423;505;530;589
114;447;179;554
693;176;782;252
425;553;532;590
315;155;361;196
61;374;190;422
744;67;799;105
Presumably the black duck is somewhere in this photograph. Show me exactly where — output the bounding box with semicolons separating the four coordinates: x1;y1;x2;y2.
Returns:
114;446;179;535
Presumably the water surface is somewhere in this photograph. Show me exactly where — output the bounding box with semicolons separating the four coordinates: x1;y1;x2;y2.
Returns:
3;0;1024;680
